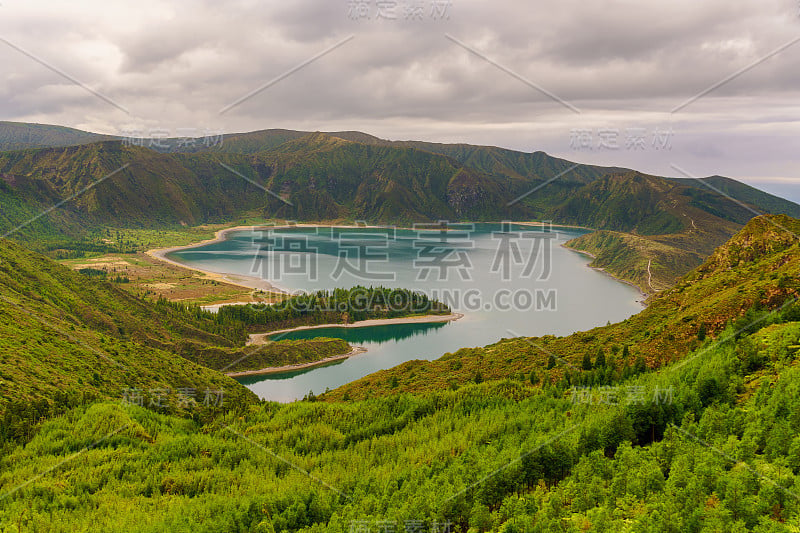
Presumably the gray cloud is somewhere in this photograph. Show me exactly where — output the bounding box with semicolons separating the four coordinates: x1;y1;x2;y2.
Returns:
0;0;797;200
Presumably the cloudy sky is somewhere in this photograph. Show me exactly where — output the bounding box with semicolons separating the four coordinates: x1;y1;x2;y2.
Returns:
1;0;798;201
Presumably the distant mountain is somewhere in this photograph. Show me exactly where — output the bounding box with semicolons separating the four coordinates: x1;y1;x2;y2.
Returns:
0;142;266;241
671;175;800;219
0;133;784;237
0;120;795;220
0;121;112;151
552;172;754;235
0;121;799;289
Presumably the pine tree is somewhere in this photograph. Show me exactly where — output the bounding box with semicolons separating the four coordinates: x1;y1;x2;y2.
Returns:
582;352;593;371
595;347;606;368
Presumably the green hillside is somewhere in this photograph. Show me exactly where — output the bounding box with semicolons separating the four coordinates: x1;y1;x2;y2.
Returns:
0;122;112;151
555;172;764;292
0;238;259;440
672;175;800;219
1;216;800;531
0;238;357;417
565;230;705;293
0;238;459;437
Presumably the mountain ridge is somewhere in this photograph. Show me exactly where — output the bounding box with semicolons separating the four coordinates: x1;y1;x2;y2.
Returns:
0;121;798;292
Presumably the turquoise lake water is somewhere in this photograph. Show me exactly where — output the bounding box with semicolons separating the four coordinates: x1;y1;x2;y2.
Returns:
167;224;644;401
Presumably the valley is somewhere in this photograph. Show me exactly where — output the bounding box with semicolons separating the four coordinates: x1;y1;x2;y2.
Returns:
0;121;799;531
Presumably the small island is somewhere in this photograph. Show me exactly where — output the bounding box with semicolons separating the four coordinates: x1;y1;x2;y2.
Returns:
170;286;460;377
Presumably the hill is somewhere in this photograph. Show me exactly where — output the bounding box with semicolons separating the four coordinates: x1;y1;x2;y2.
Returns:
558;171;758;292
672;175;800;219
0;122;112;151
0;237;259;439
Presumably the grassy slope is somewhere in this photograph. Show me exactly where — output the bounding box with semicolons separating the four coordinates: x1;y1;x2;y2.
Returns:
0;238;359;412
558;172;756;292
326;215;800;401
0;239;257;414
565;230;704;293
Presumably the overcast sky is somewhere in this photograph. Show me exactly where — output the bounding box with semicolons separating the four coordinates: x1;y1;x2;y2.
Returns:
1;0;798;201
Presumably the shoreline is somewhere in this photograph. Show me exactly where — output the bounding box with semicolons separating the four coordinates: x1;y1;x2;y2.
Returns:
145;225;291;294
145;222;621;309
145;223;421;296
247;312;465;345
225;346;368;378
515;221;594;232
561;243;650;306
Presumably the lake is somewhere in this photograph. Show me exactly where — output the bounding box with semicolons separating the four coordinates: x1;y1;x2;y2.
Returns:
167;223;644;402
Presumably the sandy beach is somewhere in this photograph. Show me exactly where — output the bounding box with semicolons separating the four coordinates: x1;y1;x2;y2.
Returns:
145;223;406;296
145;225;287;293
247;312;465;345
516;221;594;231
224;345;368;377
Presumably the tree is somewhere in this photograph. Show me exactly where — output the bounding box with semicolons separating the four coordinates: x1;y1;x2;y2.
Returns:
546;355;556;369
582;352;593;371
595;348;606;368
698;322;707;341
469;503;492;532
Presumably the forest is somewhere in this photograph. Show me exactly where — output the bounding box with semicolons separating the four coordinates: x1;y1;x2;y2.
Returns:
216;286;451;332
2;298;800;531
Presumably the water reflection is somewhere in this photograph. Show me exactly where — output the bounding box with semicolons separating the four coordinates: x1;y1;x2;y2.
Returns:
271;321;450;344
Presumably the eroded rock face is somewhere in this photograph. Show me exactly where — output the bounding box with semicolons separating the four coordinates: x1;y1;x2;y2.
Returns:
446;170;496;218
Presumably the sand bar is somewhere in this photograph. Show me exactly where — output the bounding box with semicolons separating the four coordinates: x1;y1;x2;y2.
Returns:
225;346;368;377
